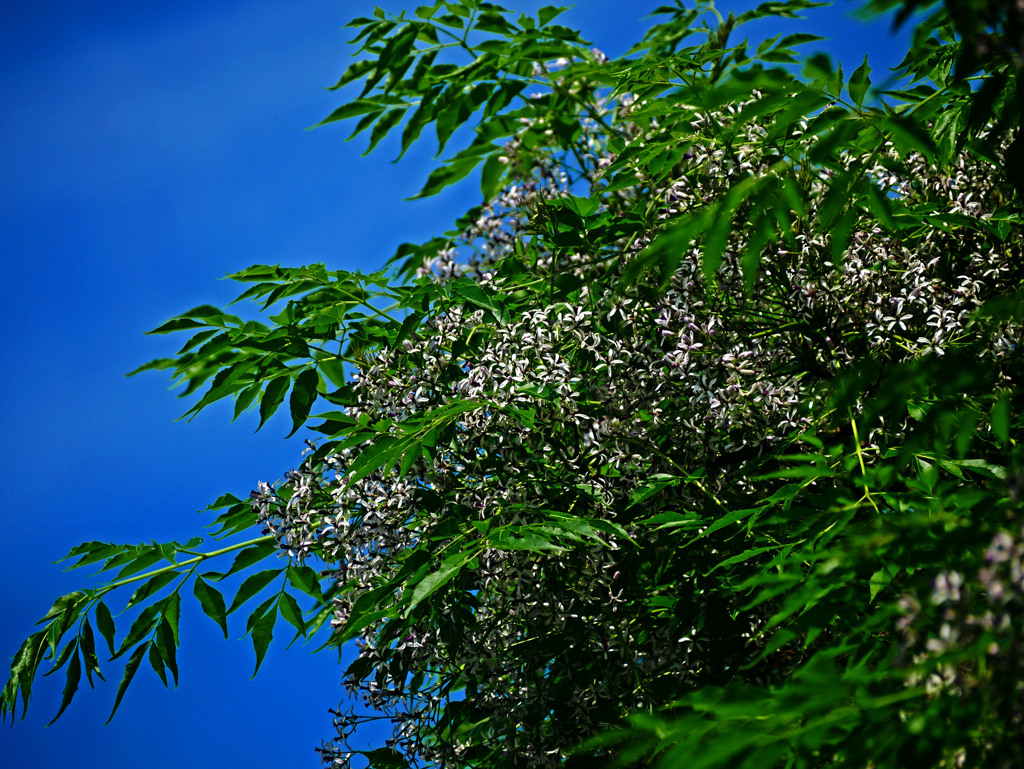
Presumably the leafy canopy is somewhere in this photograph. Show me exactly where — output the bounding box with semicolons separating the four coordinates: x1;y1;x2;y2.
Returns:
4;1;1023;768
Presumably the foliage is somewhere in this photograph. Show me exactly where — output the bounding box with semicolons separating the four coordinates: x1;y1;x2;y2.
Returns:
4;1;1024;768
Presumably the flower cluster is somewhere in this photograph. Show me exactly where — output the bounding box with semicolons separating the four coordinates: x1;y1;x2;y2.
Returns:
248;84;1023;768
896;513;1024;767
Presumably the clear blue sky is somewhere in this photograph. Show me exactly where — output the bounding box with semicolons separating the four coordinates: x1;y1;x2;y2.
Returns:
0;2;912;766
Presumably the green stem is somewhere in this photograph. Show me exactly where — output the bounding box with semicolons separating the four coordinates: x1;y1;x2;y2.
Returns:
849;411;881;515
100;535;276;594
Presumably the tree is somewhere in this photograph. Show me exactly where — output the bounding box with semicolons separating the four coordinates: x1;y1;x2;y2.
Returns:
4;1;1022;767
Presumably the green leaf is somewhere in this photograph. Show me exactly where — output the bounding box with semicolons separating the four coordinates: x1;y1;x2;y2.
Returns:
991;397;1010;446
537;5;568;27
288;368;321;437
940;458;1006;480
880;115;936;161
685;505;763;546
114;605;160;658
338;609;392;643
396;86;440;161
866;184;898;230
62;541;117;570
703;178;763;282
39;591;86;627
480;151;506;201
343;436;410;487
104;642;147;724
193;578;230;639
177;305;242;327
47;647;81;725
450;278;508;322
112;548;165;582
362;108;408;156
434;93;472;157
848;54;871;108
94;600;117;657
777;33;826;49
125;357;178;377
399;443;422;476
206;501;260;539
155;620;179;687
286;564;325;603
126;571;178;609
250;608;277;678
830;205;858;264
704;545;781;576
204;541;275;582
162;591;181;647
79;619;103;687
278;592;306;636
764;89;832;141
227;569;283;615
394;311;425;350
258;376;291;431
245;595;277;636
404;550;478;616
802;52;842;95
180;361;251;422
205;492;242;511
629;474;684;507
868;567;896;602
145;318;208;335
409;158;481;199
2;630;46;721
147;642;168;688
490;528;566;553
233;382;263;421
327;58;376;90
43;636;78;677
314;98;398;128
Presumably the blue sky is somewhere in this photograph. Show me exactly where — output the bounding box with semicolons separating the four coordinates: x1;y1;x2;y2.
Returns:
0;2;913;766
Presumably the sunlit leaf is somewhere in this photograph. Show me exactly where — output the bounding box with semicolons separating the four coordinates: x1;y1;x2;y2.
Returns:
47;648;81;725
848;54;872;108
193;578;229;639
227;569;283;615
250;608;277;678
104;643;147;725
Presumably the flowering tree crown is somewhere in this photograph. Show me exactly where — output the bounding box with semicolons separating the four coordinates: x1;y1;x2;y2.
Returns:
4;2;1024;768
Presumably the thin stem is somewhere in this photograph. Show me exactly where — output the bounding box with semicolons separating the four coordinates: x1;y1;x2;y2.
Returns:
100;535;276;594
849;411;881;515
